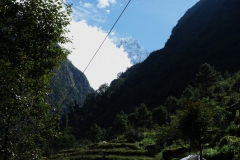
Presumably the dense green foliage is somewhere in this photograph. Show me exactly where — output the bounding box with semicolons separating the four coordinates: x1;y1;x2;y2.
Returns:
176;99;219;160
0;0;71;159
58;63;239;157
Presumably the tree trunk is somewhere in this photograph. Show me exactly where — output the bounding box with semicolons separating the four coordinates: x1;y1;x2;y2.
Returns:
199;139;203;160
4;127;9;160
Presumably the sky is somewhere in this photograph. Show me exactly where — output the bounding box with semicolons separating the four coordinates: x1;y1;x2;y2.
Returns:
64;0;199;90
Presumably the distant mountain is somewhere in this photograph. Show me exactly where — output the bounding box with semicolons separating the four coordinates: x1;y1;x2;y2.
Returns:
48;59;94;111
116;37;149;64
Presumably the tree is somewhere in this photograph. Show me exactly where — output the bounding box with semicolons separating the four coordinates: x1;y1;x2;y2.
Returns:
156;119;185;149
0;0;71;159
176;99;218;160
97;83;109;95
180;85;200;101
86;123;105;143
131;104;152;129
195;63;220;96
60;114;69;130
233;71;240;92
152;105;168;125
82;92;97;111
165;96;179;116
110;111;129;138
124;128;144;143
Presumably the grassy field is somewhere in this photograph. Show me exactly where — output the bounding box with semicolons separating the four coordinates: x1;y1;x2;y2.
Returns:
51;143;155;160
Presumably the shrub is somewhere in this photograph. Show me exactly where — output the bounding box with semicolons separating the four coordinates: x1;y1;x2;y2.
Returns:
204;136;235;160
125;129;144;143
225;123;240;136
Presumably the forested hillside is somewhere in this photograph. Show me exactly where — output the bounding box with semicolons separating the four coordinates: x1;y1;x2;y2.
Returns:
48;59;94;112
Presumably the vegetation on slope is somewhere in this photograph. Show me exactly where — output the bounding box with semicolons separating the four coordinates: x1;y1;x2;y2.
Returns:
48;59;94;112
51;143;154;160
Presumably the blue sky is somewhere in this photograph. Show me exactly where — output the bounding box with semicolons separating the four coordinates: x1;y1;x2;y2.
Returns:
65;0;199;89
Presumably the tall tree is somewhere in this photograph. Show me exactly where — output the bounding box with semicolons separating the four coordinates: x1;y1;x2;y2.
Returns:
0;0;71;159
195;63;220;96
86;123;105;143
176;99;219;160
110;111;129;137
152;105;168;125
165;96;179;116
132;104;152;129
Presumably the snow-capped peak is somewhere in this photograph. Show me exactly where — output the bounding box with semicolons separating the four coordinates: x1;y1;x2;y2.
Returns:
116;37;149;65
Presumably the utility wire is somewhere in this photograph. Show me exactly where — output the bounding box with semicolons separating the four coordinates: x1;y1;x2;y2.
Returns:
55;0;132;110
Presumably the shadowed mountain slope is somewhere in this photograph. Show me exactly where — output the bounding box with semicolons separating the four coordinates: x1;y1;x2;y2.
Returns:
48;59;94;111
109;0;240;111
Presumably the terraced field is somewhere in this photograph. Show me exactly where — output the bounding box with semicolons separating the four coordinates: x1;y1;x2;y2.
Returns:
51;143;155;160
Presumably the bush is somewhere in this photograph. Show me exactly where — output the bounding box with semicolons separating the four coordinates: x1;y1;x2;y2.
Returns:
79;139;92;146
125;129;144;143
203;148;218;158
225;124;240;136
204;143;234;160
208;134;221;148
216;145;233;160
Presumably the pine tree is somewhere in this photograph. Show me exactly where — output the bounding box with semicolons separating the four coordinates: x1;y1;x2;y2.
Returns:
195;63;220;96
110;111;129;137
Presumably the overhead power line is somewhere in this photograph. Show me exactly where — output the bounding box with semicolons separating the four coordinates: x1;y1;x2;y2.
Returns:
56;0;132;110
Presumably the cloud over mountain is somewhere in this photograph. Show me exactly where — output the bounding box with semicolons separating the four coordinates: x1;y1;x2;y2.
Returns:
65;20;132;90
63;0;149;89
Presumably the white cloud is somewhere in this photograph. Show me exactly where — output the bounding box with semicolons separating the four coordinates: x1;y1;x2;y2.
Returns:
106;9;110;14
110;31;115;36
64;20;132;90
72;6;105;23
71;2;106;23
83;3;93;8
97;0;116;9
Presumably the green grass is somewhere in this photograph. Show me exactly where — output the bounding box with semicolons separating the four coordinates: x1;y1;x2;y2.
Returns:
51;143;154;160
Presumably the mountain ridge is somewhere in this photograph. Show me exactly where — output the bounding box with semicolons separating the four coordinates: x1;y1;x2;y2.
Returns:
119;0;240;108
81;0;240;115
